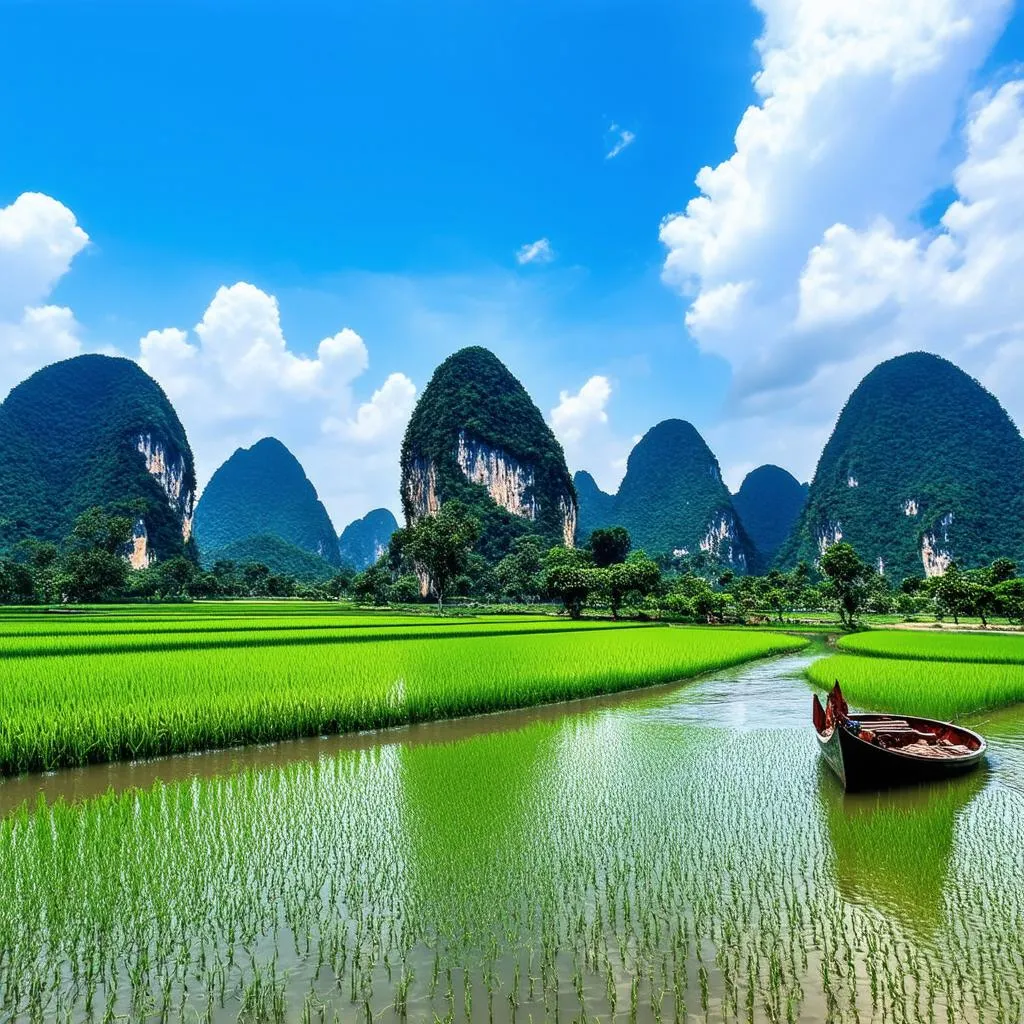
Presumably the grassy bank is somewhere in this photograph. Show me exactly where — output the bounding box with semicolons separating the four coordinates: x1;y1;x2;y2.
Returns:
838;630;1024;664
0;612;805;774
808;653;1024;719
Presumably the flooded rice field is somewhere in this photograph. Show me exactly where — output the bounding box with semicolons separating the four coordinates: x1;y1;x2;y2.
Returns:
1;641;1022;1022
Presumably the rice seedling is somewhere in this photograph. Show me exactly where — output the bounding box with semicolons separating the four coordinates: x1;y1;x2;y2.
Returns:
838;630;1024;665
1;675;1020;1024
807;653;1024;719
0;622;805;774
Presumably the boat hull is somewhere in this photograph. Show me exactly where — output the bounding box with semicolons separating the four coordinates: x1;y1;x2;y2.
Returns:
815;712;986;792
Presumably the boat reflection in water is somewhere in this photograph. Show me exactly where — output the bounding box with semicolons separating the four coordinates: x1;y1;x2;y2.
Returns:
818;761;988;933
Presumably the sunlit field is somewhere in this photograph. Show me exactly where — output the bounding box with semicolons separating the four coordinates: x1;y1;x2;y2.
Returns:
811;628;1024;719
838;629;1024;664
0;604;805;774
2;647;1022;1024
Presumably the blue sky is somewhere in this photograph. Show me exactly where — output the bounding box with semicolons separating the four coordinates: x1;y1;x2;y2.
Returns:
2;0;1024;527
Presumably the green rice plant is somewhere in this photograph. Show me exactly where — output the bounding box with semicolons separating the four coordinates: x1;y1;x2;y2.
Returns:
0;626;806;774
807;653;1024;719
838;630;1024;665
0;616;645;658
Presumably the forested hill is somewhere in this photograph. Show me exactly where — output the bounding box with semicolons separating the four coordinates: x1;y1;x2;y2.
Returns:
573;471;616;542
194;437;341;565
400;346;577;561
0;354;196;561
575;419;753;570
733;465;808;570
211;534;339;582
338;508;399;569
777;352;1024;579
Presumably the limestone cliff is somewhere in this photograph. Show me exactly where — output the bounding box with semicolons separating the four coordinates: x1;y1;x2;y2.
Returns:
0;354;196;562
777;352;1024;579
576;419;754;570
400;347;577;561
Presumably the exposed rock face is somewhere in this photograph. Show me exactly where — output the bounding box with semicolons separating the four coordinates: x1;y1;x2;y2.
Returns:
400;347;577;561
921;512;955;577
125;517;153;569
777;352;1024;578
0;354;196;562
732;465;809;570
575;419;754;569
136;434;195;541
456;432;538;520
339;508;400;571
193;437;340;567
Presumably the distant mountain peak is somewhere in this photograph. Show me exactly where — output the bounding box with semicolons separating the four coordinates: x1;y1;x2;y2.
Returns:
575;418;752;569
339;508;399;570
733;465;808;570
194;437;340;566
777;351;1024;578
400;347;577;561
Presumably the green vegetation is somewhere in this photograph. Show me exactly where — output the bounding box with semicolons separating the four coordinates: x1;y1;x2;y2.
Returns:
573;469;616;540
576;418;753;567
193;436;341;565
400;347;576;561
0;608;805;773
0;354;195;559
732;464;808;569
1;696;1019;1023
838;630;1024;664
779;351;1024;579
808;654;1024;719
400;499;481;610
338;507;399;569
210;533;339;582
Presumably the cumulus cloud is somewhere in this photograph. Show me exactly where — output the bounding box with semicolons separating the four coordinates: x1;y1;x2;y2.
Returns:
605;124;636;160
0;193;89;398
660;0;1019;482
550;375;612;443
326;371;417;443
515;238;555;265
133;281;420;527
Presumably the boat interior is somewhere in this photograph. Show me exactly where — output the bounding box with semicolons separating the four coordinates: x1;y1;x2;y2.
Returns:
813;684;981;758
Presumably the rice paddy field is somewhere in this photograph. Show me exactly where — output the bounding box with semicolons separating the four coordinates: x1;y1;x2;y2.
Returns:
810;628;1024;719
1;607;1023;1022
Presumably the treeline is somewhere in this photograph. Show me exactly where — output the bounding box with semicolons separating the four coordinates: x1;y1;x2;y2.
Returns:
0;506;354;603
3;502;1023;627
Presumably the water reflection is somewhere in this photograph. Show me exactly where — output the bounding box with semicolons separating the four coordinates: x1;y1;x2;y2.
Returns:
817;761;987;933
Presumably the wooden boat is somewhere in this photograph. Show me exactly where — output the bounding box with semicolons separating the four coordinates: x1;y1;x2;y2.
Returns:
813;683;986;792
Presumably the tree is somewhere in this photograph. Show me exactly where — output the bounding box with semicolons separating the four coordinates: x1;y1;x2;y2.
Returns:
404;501;481;612
588;526;632;568
57;506;134;603
541;546;599;619
819;542;872;628
935;564;979;625
995;578;1024;623
495;535;546;603
353;561;393;605
989;558;1018;585
605;552;661;618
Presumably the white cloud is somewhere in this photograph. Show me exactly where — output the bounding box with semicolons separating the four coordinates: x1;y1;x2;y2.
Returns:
0;192;89;318
0;193;89;399
515;238;555;265
659;0;1018;482
550;375;612;443
326;371;417;443
606;124;636;160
